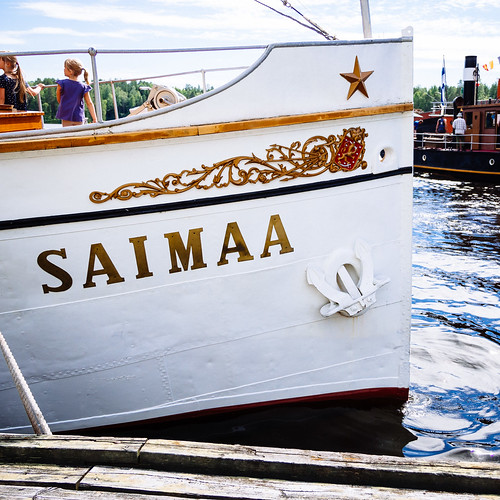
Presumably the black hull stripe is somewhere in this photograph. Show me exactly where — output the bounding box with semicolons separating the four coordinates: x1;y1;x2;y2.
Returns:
1;167;412;231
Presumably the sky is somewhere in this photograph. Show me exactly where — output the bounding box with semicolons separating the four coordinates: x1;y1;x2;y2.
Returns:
2;0;500;92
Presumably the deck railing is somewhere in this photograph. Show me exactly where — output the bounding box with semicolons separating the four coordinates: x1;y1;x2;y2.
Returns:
425;99;500;116
414;131;500;151
32;67;249;122
8;46;267;123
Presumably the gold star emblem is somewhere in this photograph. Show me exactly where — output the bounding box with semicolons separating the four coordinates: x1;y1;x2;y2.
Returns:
340;56;374;99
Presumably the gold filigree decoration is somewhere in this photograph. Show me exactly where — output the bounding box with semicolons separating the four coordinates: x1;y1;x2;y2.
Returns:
89;127;368;204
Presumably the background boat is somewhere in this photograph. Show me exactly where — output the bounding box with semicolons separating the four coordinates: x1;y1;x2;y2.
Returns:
414;55;500;181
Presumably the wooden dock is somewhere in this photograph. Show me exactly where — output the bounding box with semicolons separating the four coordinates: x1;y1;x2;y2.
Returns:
0;434;499;498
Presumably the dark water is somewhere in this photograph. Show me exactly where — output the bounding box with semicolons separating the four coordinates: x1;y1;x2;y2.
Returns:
88;175;500;460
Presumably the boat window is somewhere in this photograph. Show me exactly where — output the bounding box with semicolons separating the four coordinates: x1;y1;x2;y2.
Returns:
485;112;496;129
464;112;473;127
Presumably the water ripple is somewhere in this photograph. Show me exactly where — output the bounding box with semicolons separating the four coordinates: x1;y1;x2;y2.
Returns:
404;175;500;460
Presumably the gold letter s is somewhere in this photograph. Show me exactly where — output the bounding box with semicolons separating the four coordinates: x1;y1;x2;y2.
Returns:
37;249;73;294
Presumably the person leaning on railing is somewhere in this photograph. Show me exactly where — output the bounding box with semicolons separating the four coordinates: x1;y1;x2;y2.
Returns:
452;112;467;151
0;53;43;111
56;58;97;126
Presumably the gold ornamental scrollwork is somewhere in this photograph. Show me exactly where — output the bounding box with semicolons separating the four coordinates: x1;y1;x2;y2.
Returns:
89;127;368;204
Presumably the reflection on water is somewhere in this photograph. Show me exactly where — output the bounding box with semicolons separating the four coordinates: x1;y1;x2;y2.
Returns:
82;175;500;460
103;398;414;457
403;175;500;460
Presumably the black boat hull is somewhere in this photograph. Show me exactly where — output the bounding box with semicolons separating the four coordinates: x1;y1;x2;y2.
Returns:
414;148;500;181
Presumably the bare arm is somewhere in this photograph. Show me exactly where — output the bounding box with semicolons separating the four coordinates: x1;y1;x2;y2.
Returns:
84;92;98;123
26;83;44;97
0;87;4;104
56;84;62;103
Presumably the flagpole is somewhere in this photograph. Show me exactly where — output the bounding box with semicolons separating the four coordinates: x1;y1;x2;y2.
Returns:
440;55;447;115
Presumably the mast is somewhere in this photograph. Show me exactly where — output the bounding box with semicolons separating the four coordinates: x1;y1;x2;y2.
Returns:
360;0;372;38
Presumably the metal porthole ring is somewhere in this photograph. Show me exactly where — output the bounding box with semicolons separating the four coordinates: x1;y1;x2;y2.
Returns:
489;158;495;166
422;154;426;161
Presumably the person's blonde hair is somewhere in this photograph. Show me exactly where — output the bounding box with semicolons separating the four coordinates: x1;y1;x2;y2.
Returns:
64;58;90;85
0;53;27;104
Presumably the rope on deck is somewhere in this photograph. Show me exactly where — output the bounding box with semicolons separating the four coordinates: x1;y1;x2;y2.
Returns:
0;330;52;435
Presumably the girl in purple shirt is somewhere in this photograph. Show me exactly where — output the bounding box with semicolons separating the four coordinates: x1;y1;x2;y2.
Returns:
56;58;97;126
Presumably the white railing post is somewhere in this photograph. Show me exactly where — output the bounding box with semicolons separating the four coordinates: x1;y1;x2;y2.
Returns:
201;69;207;93
88;47;103;123
111;81;119;120
36;93;44;126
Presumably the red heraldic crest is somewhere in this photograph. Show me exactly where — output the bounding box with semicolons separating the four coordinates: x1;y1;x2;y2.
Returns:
334;135;364;171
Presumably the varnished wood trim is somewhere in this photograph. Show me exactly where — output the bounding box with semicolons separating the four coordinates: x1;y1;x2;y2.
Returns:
0;111;44;133
0;103;412;154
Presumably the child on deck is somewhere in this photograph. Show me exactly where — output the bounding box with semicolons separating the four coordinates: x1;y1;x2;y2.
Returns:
56;58;97;127
0;53;43;110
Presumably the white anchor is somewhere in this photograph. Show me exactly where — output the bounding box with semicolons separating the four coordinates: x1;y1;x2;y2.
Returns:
306;239;390;317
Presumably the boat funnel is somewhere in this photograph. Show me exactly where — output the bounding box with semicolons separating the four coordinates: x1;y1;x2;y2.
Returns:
463;55;477;106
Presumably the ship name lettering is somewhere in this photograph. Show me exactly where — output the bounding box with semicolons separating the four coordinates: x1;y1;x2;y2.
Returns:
38;214;294;294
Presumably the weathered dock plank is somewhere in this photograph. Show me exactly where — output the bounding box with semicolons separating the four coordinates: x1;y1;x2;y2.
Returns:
0;434;499;498
0;463;498;499
0;485;51;499
140;438;500;494
0;462;88;488
0;483;176;499
0;434;147;466
80;464;500;499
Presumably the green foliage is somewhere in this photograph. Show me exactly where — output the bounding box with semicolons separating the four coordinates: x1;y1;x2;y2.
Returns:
25;79;212;123
414;82;498;112
26;77;498;119
97;80;155;120
176;83;213;99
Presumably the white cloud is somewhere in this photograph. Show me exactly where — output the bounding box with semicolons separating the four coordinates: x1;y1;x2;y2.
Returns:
31;27;83;36
19;2;205;27
0;33;25;45
6;0;500;87
16;1;337;39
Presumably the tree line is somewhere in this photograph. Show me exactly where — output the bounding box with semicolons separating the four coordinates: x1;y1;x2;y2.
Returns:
25;78;500;121
414;82;498;112
26;79;209;123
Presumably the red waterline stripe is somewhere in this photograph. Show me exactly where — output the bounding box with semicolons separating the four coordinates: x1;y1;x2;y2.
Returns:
88;386;409;432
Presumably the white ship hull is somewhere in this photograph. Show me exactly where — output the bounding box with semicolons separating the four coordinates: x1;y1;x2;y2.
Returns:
0;38;413;433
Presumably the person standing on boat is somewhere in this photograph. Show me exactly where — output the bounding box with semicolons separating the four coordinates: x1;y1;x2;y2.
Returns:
56;59;97;127
435;116;446;133
452;112;467;151
0;54;43;111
